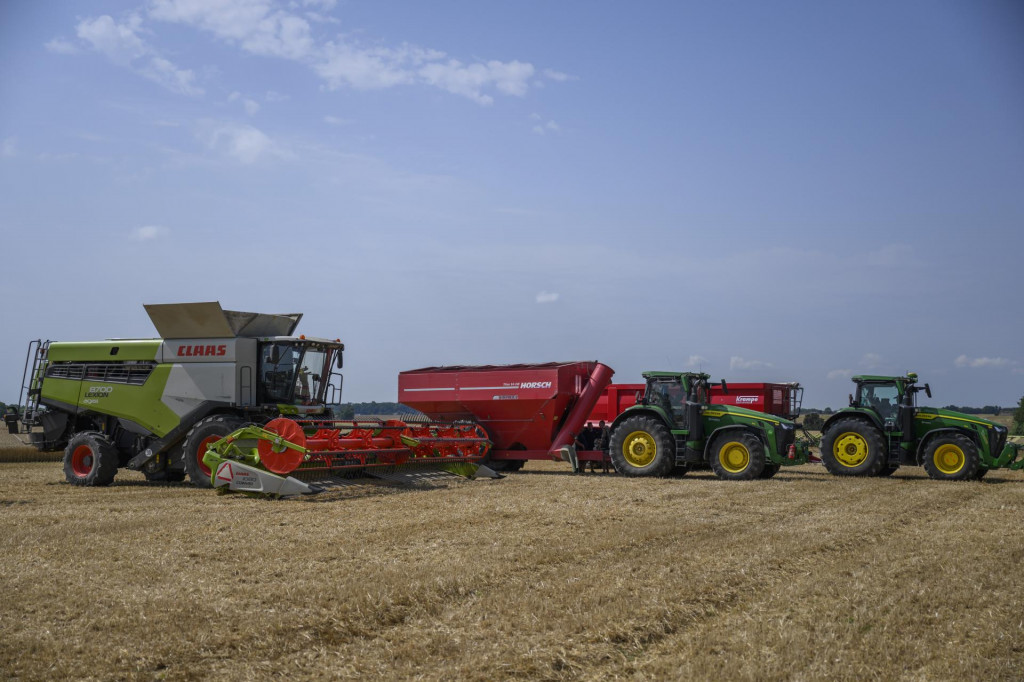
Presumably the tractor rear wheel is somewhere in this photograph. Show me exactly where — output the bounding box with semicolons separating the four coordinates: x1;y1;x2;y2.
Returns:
820;418;886;476
609;415;675;477
922;433;979;481
708;431;766;480
181;415;245;487
63;432;118;486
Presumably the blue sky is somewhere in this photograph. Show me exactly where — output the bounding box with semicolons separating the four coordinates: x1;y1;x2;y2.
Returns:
1;0;1022;408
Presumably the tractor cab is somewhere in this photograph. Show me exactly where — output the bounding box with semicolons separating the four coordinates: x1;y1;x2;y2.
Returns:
257;338;344;406
850;373;930;430
640;371;710;427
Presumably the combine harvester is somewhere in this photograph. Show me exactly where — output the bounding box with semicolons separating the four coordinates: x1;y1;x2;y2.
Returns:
16;302;493;495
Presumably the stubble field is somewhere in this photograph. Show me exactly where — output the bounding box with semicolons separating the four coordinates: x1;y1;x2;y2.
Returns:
2;429;1023;681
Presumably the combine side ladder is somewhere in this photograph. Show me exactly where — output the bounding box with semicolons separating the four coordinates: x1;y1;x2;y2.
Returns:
18;340;49;430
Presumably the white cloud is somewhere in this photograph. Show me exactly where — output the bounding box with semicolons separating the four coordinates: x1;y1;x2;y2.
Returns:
323;115;351;126
686;355;708;368
265;90;289;102
535;291;559;304
532;120;560;135
954;355;1011;369
730;356;773;371
230;93;261;115
827;369;853;380
861;353;882;369
75;14;202;95
543;68;574;82
132;225;168;241
198;122;287;164
2;137;16;158
44;38;79;55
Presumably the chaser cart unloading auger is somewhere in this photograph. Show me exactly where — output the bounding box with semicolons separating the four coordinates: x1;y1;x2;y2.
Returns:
17;302;493;492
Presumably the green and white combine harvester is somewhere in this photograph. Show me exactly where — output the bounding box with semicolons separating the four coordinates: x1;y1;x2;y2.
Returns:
17;302;494;495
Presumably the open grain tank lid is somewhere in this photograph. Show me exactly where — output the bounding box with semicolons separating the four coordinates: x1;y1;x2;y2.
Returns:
144;301;302;339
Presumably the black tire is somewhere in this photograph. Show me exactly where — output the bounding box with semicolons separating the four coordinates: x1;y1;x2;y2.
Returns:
973;467;989;480
922;433;980;481
608;415;675;477
708;430;766;481
820;418;887;476
63;432;118;486
486;459;526;473
759;463;781;479
181;415;245;487
877;465;899;477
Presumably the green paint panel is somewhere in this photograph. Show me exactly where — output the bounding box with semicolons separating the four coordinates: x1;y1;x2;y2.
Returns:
47;340;161;362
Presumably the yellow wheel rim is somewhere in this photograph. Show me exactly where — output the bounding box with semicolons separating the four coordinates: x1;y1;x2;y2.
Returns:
834;432;868;467
719;441;750;473
623;431;657;468
933;443;965;475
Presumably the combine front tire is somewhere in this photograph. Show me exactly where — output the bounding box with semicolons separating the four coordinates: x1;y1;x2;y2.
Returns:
182;415;244;487
922;434;979;481
609;416;675;477
63;432;118;486
820;419;886;476
708;431;766;480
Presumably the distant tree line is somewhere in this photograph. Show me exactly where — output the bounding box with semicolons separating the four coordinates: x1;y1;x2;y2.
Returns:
1013;397;1024;436
332;402;420;419
941;405;1002;415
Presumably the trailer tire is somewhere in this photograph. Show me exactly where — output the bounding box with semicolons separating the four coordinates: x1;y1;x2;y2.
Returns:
63;432;118;487
922;433;979;481
708;431;765;480
182;415;245;488
820;418;886;476
609;416;675;477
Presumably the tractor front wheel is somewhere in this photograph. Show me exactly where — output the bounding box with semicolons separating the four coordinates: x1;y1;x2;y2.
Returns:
820;418;886;476
181;415;245;487
708;431;766;481
63;432;118;486
922;433;979;481
608;416;675;477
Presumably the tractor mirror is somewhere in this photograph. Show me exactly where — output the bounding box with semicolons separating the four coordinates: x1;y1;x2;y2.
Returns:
848;393;855;406
269;346;280;364
924;383;931;398
336;351;344;369
635;390;643;404
720;380;728;395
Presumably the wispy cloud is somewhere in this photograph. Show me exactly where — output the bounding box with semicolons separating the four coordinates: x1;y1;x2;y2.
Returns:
687;355;708;368
73;14;202;96
543;68;574;82
954;354;1011;369
132;225;168;241
1;137;16;158
323;115;352;126
532;119;560;135
197;121;289;164
730;356;773;371
229;92;260;115
535;291;559;304
827;369;853;380
861;353;882;369
44;38;79;55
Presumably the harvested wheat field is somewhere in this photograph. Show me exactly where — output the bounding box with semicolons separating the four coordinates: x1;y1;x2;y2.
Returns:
2;451;1024;681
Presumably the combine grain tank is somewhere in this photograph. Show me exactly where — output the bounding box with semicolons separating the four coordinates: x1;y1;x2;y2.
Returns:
399;362;614;471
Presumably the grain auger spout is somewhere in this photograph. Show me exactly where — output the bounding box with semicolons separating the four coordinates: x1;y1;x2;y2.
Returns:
202;417;498;497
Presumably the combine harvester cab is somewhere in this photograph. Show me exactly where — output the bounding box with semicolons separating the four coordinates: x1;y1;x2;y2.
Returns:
606;371;811;480
399;362;614;472
819;373;1021;480
17;302;493;493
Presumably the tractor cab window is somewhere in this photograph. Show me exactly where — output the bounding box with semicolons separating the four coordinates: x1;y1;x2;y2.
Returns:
258;342;331;405
646;378;686;422
858;383;899;420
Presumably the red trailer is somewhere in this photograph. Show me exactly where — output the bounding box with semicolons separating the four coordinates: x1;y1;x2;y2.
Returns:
709;382;803;420
399;362;614;470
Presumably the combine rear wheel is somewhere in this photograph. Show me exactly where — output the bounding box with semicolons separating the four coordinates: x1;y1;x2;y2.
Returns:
609;416;675;477
922;433;979;481
708;431;766;480
182;415;245;487
820;419;886;476
63;432;118;486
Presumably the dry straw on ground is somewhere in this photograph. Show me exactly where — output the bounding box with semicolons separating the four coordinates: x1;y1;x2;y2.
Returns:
2;436;1023;680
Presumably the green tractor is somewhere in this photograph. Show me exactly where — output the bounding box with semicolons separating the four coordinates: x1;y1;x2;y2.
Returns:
607;371;811;480
820;373;1022;480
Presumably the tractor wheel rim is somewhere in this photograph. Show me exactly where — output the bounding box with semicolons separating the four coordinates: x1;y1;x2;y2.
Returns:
623;431;656;468
834;432;868;467
934;443;965;475
71;444;94;477
197;435;221;477
719;441;750;473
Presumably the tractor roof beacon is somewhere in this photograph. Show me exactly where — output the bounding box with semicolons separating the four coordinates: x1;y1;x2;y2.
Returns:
819;372;1022;480
606;370;811;481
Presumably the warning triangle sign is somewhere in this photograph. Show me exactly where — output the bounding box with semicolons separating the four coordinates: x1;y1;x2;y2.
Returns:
216;462;234;482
